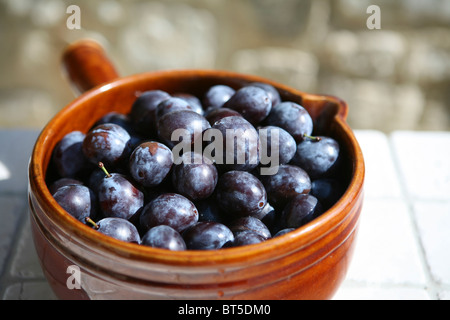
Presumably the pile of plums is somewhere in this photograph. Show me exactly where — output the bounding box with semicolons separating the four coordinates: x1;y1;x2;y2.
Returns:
47;81;346;251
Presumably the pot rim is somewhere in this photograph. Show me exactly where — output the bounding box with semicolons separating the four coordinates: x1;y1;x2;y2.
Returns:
28;69;365;267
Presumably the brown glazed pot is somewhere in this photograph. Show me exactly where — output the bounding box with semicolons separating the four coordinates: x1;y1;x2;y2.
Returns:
28;39;365;300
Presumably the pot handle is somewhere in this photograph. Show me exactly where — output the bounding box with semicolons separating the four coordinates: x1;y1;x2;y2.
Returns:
61;39;119;95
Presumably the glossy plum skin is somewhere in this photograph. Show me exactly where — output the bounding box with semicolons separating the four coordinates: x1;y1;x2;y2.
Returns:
48;177;83;195
215;170;267;218
129;141;173;187
171;152;218;200
53;185;97;222
141;225;186;251
97;172;144;220
207;116;260;172
258;125;297;166
82;123;132;168
139;193;199;234
94;112;137;136
52;131;90;178
182;221;234;250
273;228;295;237
264;101;313;143
282;194;324;229
202;84;235;110
94;217;141;243
129;90;171;137
259;164;311;208
94;114;144;151
249;82;281;107
291;136;340;179
204;107;242;126
226;230;266;247
173;93;204;116
223;85;272;125
157;110;211;149
155;97;194;119
228;216;271;239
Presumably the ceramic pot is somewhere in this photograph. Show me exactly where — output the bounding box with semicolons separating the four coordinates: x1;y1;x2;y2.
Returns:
28;40;365;300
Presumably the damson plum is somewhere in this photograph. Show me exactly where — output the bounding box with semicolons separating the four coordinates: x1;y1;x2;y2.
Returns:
97;166;144;220
89;217;140;243
202;84;235;110
228;216;271;239
82;123;132;169
157;110;210;149
264;101;313;143
129;141;173;187
139;193;199;234
53;185;97;222
173;93;204;116
52;131;90;178
291;136;340;179
259;164;311;208
273;228;295;237
48;177;83;195
226;230;266;247
93;116;144;152
248;82;281;107
94;112;137;136
171;152;218;200
204;107;242;126
215;170;267;218
129;90;171;137
311;178;345;210
182;221;234;250
282;194;324;229
223;85;272;125
155;97;194;119
258;125;296;167
206;116;259;172
141;225;186;251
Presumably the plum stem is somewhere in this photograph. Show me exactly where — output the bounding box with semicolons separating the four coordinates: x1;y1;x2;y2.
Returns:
98;162;111;178
85;217;100;230
303;133;322;142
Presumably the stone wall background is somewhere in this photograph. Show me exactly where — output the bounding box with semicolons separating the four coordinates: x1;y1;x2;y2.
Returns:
0;0;449;132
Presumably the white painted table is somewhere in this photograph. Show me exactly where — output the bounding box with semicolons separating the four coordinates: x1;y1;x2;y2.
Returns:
334;130;450;300
0;129;449;300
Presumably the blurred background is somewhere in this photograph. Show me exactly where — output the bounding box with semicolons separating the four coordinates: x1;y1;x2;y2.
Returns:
1;0;449;132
